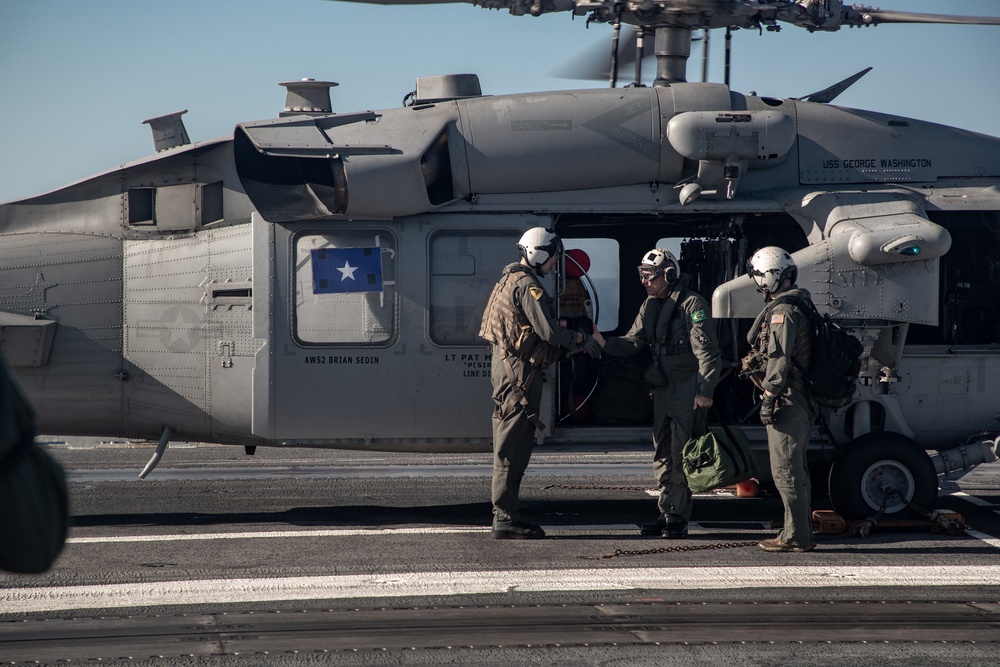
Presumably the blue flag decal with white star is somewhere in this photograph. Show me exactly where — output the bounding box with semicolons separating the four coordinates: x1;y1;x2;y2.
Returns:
311;247;383;294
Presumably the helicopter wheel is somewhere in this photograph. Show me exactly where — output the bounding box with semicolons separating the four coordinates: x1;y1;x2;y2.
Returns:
827;432;938;520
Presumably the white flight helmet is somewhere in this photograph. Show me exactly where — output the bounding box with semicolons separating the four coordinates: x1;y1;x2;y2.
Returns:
748;246;797;298
518;227;563;272
638;248;680;284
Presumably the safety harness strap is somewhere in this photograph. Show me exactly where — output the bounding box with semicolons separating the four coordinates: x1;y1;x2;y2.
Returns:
501;356;545;431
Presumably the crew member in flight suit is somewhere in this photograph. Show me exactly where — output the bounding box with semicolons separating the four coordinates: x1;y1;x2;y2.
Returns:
593;248;721;538
479;227;601;539
745;246;816;552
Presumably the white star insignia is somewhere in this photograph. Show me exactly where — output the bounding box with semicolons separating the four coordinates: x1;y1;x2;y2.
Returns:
337;261;358;281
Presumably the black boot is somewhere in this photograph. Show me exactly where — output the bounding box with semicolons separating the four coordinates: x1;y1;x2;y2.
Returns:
662;521;689;538
491;520;545;540
639;516;667;536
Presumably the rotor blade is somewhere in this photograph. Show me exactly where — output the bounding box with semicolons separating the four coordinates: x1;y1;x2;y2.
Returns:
794;67;872;104
550;28;649;81
856;9;1000;26
551;27;702;82
327;1;1000;30
325;0;577;12
327;0;468;4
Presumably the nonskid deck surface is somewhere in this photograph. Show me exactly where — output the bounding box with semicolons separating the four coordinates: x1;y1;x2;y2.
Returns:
2;443;999;665
4;600;1000;663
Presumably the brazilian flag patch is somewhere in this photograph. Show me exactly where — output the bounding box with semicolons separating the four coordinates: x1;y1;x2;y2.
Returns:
691;310;707;323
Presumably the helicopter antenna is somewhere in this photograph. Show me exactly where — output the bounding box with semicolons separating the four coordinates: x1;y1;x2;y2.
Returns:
794;67;873;104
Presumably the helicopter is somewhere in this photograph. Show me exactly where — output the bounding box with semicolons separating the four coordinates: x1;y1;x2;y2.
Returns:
1;0;999;520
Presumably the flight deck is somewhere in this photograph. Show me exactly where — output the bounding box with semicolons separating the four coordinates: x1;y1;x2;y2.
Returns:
2;441;999;665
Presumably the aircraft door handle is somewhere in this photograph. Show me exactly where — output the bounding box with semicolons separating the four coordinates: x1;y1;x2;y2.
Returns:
218;341;234;368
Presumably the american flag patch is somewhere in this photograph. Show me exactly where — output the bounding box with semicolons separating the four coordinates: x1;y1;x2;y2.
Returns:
770;313;785;325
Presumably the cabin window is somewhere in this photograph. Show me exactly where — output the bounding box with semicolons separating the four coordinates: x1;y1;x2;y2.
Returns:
128;188;155;225
127;182;224;229
564;238;620;333
201;181;224;225
428;231;515;346
292;231;396;345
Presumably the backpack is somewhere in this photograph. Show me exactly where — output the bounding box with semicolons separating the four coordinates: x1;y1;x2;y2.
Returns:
781;296;864;407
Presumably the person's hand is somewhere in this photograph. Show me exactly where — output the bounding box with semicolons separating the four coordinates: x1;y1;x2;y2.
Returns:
591;326;606;348
759;395;776;425
581;333;602;359
693;395;713;409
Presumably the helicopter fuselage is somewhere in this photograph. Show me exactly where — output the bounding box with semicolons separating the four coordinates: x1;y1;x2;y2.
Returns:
2;79;999;464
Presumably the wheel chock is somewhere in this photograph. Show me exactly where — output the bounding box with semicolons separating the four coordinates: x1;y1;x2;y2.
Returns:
812;509;965;535
812;510;846;535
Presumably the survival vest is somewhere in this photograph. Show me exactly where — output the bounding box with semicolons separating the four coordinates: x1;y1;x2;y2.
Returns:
478;264;560;368
479;264;532;351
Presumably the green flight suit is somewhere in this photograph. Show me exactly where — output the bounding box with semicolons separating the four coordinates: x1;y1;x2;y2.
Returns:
485;263;578;523
748;286;816;549
602;276;722;526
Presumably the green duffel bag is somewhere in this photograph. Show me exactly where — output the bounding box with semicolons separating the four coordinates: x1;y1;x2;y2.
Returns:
682;418;755;493
0;356;68;574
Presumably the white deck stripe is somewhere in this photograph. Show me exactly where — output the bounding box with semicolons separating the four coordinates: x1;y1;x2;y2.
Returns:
67;519;1000;546
67;527;491;543
965;528;1000;550
5;566;1000;614
65;525;651;544
950;491;997;508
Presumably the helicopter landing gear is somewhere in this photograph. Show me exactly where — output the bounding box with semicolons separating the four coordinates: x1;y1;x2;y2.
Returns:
827;432;938;521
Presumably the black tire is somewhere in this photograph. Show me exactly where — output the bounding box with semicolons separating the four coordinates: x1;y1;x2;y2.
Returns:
827;432;938;520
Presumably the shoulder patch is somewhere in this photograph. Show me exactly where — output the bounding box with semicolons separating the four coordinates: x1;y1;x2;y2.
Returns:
528;286;544;301
770;313;785;326
691;309;707;323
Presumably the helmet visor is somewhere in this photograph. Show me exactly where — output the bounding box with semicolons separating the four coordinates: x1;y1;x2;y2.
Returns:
747;261;779;292
638;267;662;282
538;238;563;262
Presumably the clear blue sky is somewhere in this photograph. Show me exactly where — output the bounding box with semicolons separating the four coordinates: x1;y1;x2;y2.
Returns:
1;0;998;203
